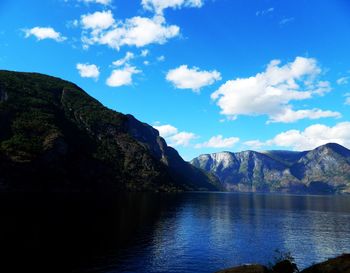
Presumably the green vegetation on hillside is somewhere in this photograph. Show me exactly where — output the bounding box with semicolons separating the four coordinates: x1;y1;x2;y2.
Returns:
0;70;219;192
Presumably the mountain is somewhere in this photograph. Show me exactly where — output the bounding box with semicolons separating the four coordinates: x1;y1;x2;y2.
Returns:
191;143;350;194
0;70;220;192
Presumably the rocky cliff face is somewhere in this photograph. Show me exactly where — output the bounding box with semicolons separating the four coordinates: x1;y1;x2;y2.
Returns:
191;143;350;194
0;70;219;192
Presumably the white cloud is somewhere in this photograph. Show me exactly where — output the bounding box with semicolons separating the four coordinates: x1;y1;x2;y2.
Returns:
211;57;339;123
337;76;349;85
76;63;100;79
168;132;197;147
153;124;197;147
270;108;341;123
142;0;203;14
112;52;135;66
79;0;111;5
195;135;240;148
344;93;350;105
256;7;274;16
141;49;150;57
66;19;79;29
157;55;165;62
244;140;265;149
106;66;141;87
81;10;115;30
279;17;294;25
246;122;350;151
166;65;221;92
154;124;178;137
23;27;66;42
82;14;180;50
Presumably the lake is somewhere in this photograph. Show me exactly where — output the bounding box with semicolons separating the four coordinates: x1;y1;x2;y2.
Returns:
0;192;349;272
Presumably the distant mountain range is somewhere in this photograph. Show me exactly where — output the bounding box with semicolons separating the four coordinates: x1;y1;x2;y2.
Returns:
191;143;350;194
0;70;220;192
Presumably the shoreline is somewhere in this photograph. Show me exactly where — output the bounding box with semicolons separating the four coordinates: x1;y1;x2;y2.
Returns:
215;254;350;273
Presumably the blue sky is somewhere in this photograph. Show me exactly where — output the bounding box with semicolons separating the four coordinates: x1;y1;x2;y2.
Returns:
1;0;350;160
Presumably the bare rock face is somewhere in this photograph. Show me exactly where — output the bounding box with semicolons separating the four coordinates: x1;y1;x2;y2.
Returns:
191;143;350;194
0;85;8;102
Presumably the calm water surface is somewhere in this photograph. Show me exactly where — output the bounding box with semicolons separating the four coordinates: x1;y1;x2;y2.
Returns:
85;192;350;273
0;192;349;272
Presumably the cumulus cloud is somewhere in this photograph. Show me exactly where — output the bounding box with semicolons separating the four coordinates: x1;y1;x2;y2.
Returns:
23;27;66;42
76;63;100;79
82;13;179;50
166;65;221;92
195;135;240;148
169;132;197;146
112;52;135;67
245;122;350;151
81;10;115;31
154;124;178;137
142;0;203;14
337;76;349;85
153;124;197;147
211;57;339;123
106;66;141;87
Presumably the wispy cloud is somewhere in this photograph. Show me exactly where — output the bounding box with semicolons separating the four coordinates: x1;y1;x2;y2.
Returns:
337;76;349;85
279;17;295;25
256;7;274;16
142;0;204;15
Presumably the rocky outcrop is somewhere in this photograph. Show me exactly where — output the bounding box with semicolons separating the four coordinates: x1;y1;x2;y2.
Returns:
215;254;350;273
215;264;270;273
191;143;350;194
0;70;219;192
300;254;350;273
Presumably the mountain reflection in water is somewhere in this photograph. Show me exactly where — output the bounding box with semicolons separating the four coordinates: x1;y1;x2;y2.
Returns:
0;192;349;273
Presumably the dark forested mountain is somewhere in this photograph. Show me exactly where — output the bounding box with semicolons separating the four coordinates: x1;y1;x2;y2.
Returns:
0;70;220;192
191;143;350;194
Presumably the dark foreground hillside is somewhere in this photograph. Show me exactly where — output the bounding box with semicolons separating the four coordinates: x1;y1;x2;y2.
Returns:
0;70;219;192
216;253;350;273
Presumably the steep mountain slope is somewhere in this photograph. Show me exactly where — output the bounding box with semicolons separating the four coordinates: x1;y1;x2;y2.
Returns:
0;70;219;192
191;151;301;192
291;143;350;192
191;144;350;194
